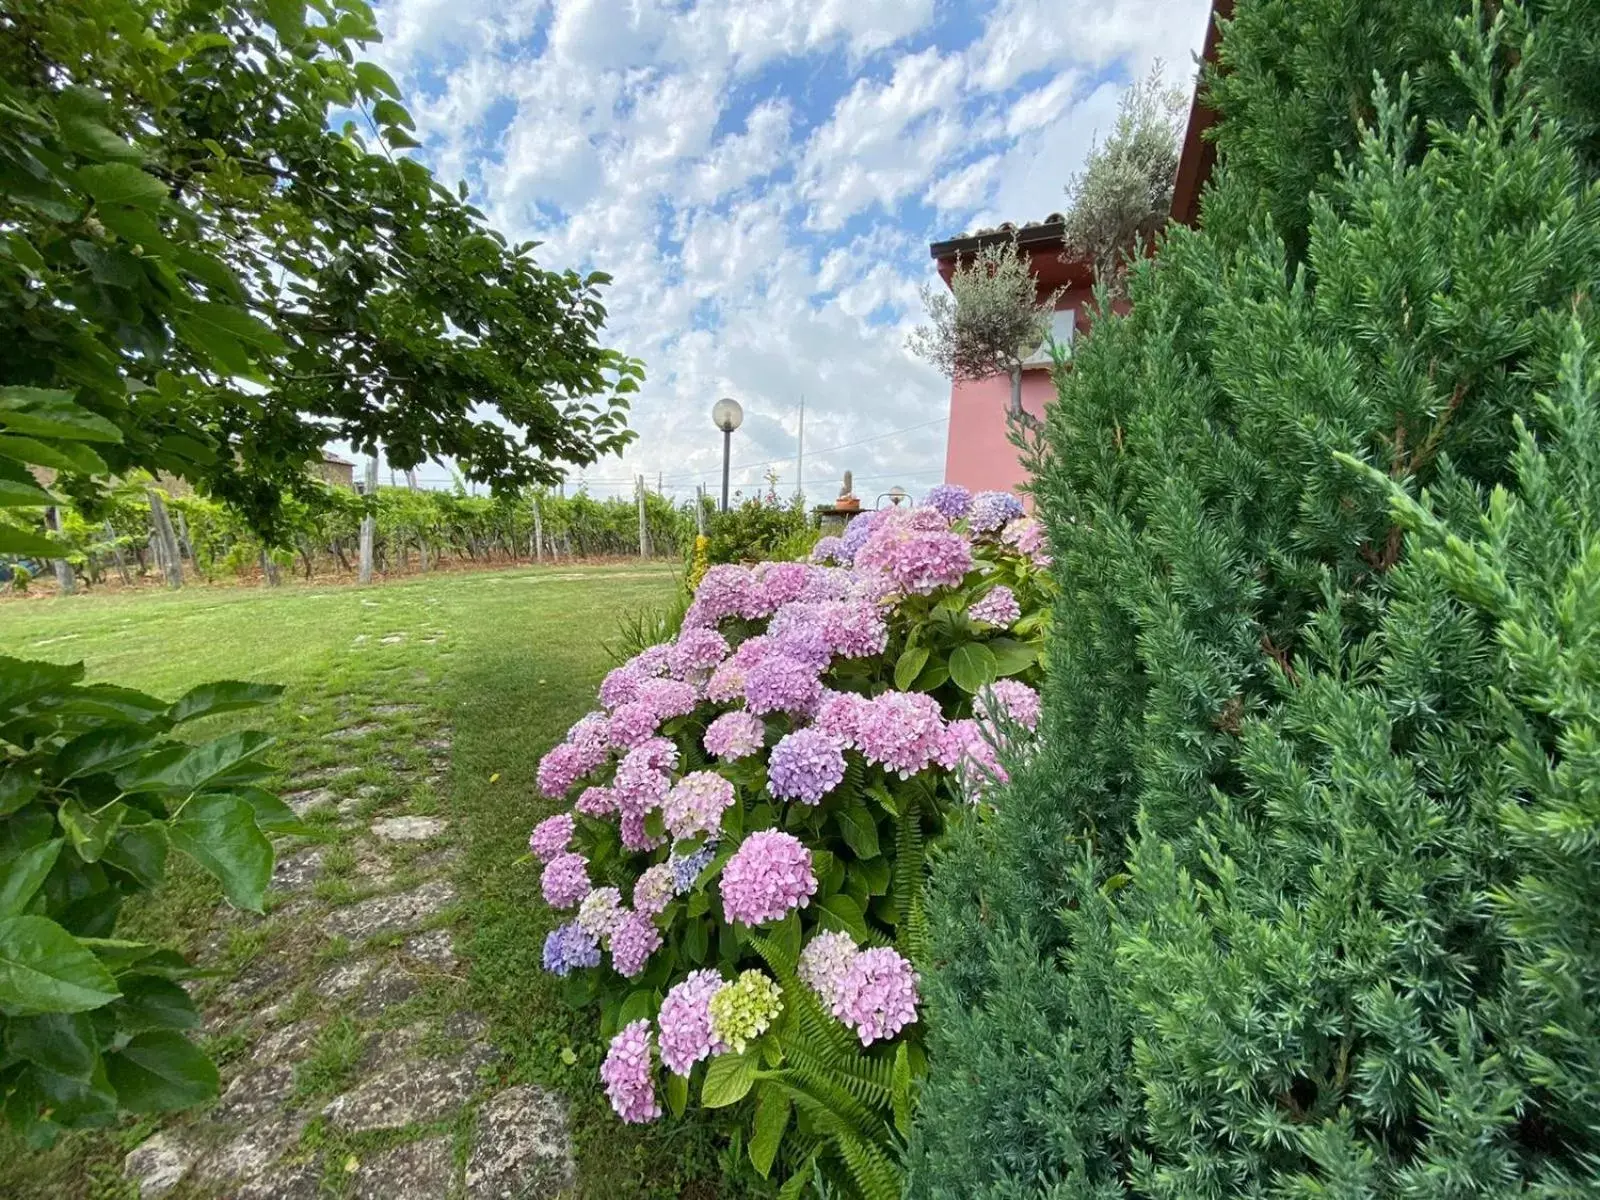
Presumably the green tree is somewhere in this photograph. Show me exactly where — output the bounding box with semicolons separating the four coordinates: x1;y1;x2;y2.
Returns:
0;0;642;542
911;4;1600;1196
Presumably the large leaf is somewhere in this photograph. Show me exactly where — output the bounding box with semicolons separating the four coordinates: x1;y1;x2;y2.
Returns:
835;797;880;860
6;1011;98;1079
75;164;168;209
0;523;60;557
262;0;306;43
168;794;272;911
0;768;41;817
749;1087;791;1178
101;820;169;889
104;1030;218;1112
947;642;999;694
0;478;57;507
121;730;275;794
985;636;1038;677
0;839;63;917
230;786;302;835
0;388;122;443
112;975;199;1033
701;1051;756;1108
893;646;929;692
167;680;283;725
59;800;125;864
56;725;167;780
665;1069;689;1118
0;654;83;712
816;894;870;943
0;916;121;1014
0;435;107;475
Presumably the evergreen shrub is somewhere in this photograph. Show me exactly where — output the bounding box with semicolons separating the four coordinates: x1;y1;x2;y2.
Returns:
912;6;1600;1197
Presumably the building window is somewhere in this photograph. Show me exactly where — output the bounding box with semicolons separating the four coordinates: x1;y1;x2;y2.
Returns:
1020;308;1076;369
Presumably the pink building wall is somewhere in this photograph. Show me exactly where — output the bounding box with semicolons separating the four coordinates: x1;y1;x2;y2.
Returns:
942;368;1057;498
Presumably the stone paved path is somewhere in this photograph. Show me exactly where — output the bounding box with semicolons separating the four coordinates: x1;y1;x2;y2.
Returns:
123;708;574;1199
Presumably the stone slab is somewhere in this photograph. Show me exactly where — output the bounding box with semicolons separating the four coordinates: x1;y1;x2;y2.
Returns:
123;1130;197;1198
404;927;457;969
271;847;324;892
322;1056;482;1133
321;879;457;941
371;815;447;842
235;1162;322;1199
214;1064;296;1123
194;1113;308;1185
352;1134;456;1199
283;788;335;817
355;962;421;1018
466;1084;574;1198
256;1018;321;1065
314;958;376;1000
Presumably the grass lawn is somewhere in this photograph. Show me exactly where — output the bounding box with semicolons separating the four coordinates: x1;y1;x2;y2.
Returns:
0;563;736;1198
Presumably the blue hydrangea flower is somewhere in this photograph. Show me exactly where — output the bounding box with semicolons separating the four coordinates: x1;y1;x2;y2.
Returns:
542;921;601;976
921;483;972;520
968;491;1025;535
669;841;718;893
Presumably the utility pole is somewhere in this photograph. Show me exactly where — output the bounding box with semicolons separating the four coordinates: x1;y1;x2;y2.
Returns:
796;395;805;501
695;484;705;536
358;454;377;584
635;474;651;559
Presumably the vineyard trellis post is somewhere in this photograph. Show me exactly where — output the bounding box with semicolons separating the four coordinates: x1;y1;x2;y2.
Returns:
533;496;544;564
42;506;75;594
696;484;705;535
359;455;377;584
636;474;651;559
145;486;184;589
103;521;131;586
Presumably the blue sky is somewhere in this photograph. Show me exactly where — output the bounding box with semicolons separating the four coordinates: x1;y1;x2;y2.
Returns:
367;0;1211;501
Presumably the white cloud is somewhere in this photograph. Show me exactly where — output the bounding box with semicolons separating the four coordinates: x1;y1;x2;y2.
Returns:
367;0;1210;498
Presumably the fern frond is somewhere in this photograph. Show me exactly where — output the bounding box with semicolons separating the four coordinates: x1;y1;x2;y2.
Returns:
892;805;928;961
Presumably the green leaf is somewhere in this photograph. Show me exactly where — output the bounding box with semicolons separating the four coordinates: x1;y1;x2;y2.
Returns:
0;839;63;918
59;800;124;864
56;725;166;780
619;990;655;1028
985;636;1038;677
0;388;122;442
892;1041;914;1136
104;1031;217;1112
355;61;403;99
168;794;272;912
915;656;950;692
700;1051;756;1108
816;894;869;943
231;787;301;836
835;797;880;860
112;975;199;1033
102;821;168;890
749;1087;790;1178
0;436;107;475
262;0;306;43
0;916;121;1014
684;916;708;963
777;1155;817;1200
0;769;41;817
167;680;283;725
75;164;168;209
384;127;423;150
0;524;60;556
6;1011;97;1079
371;98;414;130
894;646;930;691
948;642;999;694
122;730;276;794
665;1069;689;1118
0;478;56;507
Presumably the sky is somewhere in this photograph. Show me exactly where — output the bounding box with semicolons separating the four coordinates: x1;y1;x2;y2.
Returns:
363;0;1213;503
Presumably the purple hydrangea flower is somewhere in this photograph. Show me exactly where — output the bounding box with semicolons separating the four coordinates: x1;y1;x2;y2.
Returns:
968;585;1021;627
935;718;1008;798
611;909;663;978
977;680;1042;733
669;841;718;892
599;664;645;709
600;1020;661;1124
839;510;882;563
577;886;625;944
685;564;764;627
798;930;859;1008
667;627;729;679
542;921;601;976
529;813;575;862
632;645;673;677
657;969;728;1076
814;689;873;749
541;852;590;909
767;729;847;805
608;701;661;749
704;711;766;761
1001;515;1051;565
855;523;973;596
757;561;812;610
744;653;824;717
705;661;747;704
619;810;665;852
921;484;972;520
769;600;888;664
614;740;676;817
968;491;1025;535
720;831;817;925
575;785;617;817
832;946;919;1045
855;690;945;778
636;677;698;722
662;770;736;841
565;711;614;772
536;742;586;799
810;536;846;565
633;863;677;917
799;566;855;601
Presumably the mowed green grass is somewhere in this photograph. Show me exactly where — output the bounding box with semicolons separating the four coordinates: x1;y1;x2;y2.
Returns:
0;564;734;1198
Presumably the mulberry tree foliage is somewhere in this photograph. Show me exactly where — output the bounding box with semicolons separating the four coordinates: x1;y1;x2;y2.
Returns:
1060;67;1186;289
910;5;1600;1198
0;0;642;539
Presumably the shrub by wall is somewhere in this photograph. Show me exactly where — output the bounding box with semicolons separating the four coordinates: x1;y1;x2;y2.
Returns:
911;6;1600;1197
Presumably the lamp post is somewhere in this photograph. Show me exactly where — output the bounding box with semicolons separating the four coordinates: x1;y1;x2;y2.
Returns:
712;397;743;513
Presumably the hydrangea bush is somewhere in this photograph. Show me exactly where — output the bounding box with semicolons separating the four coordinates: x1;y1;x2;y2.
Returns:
529;489;1050;1197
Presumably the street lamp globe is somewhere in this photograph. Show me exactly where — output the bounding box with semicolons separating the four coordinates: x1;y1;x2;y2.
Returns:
888;486;909;507
712;397;744;432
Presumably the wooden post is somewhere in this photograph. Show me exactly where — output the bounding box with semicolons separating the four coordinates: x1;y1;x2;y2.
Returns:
146;487;184;589
42;507;75;595
696;484;705;536
258;546;281;587
358;455;377;584
173;509;193;564
533;497;544;564
103;521;131;586
636;475;651;559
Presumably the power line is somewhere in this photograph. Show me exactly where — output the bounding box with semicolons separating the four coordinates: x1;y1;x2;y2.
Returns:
656;416;950;484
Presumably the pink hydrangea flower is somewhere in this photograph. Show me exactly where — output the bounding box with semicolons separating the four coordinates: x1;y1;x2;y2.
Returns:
620;810;665;851
633;863;677;917
599;664;644;709
935;718;1008;799
601;1020;660;1123
704;711;766;761
631;645;672;677
729;635;774;670
810;536;846;565
744;653;824;717
686;564;764;627
854;524;973;596
1002;515;1051;565
657;969;728;1076
968;586;1021;628
767;729;847;805
968;491;1025;536
662;771;736;841
614;740;676;817
541;852;590;909
575;785;617;817
757;561;812;610
668;627;729;679
706;661;747;704
577;886;624;944
608;701;660;749
536;742;586;799
977;680;1041;733
832;946;919;1046
565;711;613;769
798;930;859;1009
636;677;698;722
529;813;575;862
855;690;946;777
611;909;663;978
720;831;816;925
798;566;854;601
814;689;873;749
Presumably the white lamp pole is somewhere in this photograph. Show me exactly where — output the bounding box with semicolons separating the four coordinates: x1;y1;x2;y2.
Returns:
712;397;744;513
